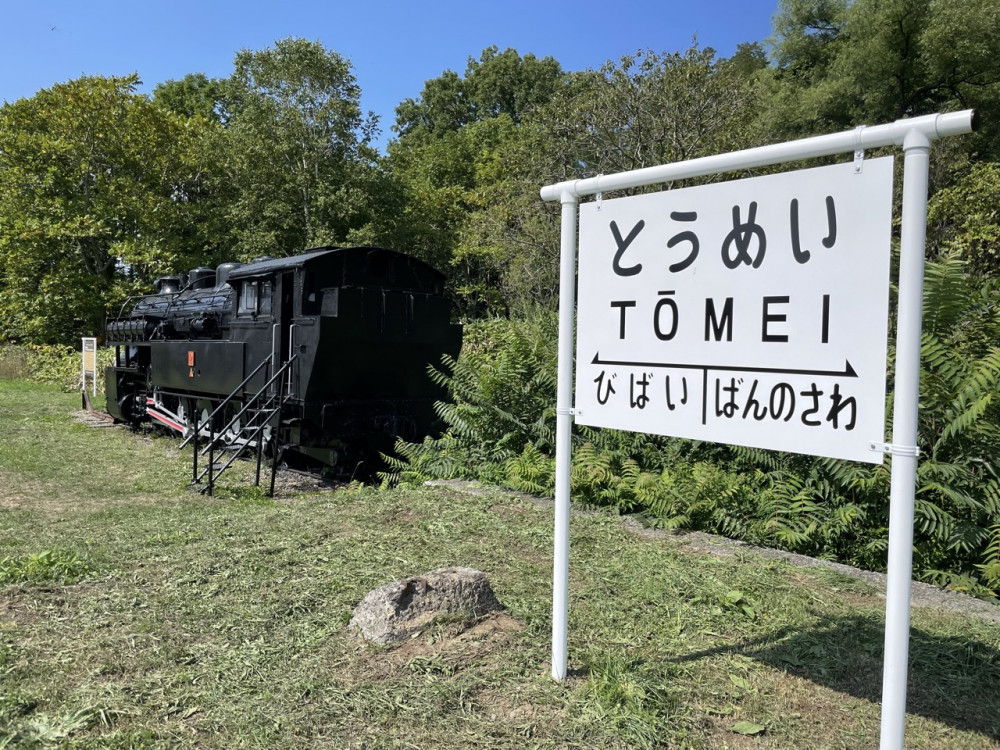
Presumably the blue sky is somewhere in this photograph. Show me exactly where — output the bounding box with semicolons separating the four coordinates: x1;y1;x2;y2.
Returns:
0;0;780;151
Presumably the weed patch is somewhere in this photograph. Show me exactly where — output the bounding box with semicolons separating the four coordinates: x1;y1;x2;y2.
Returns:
578;652;683;749
218;484;280;507
0;346;30;380
0;547;95;585
0;344;115;391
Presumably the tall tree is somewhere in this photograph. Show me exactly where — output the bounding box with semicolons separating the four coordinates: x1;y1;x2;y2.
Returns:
153;73;228;123
457;45;765;314
765;0;1000;278
0;75;219;344
766;0;1000;155
393;46;564;141
379;48;566;313
464;46;564;125
218;38;379;258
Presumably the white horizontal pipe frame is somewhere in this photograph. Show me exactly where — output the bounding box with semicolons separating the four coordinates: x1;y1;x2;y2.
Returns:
540;110;976;750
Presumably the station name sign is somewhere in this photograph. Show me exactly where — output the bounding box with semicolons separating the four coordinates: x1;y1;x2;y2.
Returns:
574;158;894;463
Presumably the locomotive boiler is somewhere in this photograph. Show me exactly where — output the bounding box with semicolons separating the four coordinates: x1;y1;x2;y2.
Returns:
105;246;462;475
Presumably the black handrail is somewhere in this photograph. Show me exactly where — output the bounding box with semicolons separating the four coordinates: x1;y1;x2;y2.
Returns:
195;412;266;484
178;355;274;449
193;385;291;489
269;366;286;497
199;355;297;454
192;354;297;496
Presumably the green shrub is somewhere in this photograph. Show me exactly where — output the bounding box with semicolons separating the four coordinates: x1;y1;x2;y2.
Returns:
929;162;1000;276
387;256;1000;596
728;255;1000;596
0;343;113;392
383;310;559;486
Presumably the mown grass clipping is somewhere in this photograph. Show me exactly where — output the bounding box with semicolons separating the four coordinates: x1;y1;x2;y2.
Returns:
1;381;999;749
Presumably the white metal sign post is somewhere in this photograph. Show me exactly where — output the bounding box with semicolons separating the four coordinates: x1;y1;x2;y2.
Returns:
540;110;976;750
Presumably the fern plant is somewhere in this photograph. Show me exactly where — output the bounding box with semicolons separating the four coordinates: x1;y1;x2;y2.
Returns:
726;255;1000;595
386;256;1000;597
381;310;559;487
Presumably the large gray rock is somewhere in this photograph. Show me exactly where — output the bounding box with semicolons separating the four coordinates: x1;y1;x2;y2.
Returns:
350;567;503;645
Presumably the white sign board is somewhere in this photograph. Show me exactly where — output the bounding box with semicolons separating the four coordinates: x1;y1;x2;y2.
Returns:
575;158;894;464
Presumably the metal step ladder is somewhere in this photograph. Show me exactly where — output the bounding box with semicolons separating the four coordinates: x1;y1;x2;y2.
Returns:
180;353;298;497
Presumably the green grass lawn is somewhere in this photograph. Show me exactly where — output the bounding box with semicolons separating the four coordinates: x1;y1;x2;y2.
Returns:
1;379;999;748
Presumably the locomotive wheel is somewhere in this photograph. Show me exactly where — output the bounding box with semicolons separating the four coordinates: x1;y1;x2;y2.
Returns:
176;399;194;439
223;403;243;445
196;400;214;435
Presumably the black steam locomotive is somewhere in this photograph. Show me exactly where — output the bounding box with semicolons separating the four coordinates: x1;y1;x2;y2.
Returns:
105;247;461;474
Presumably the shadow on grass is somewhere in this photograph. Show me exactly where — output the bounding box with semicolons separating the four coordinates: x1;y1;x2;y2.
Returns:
674;614;1000;740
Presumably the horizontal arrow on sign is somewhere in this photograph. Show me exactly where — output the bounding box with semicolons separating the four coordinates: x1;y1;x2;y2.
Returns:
591;353;858;378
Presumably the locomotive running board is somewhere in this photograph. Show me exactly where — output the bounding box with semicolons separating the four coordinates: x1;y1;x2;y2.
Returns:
147;405;185;433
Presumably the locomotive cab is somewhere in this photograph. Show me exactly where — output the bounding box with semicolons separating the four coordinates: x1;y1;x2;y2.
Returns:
225;247;461;467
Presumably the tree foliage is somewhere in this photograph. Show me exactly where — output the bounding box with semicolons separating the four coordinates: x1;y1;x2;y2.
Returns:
152;73;227;123
393;46;564;141
450;45;765;315
0;39;386;342
766;0;1000;156
0;75;218;342
929;162;1000;275
378;47;566;314
218;38;380;258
